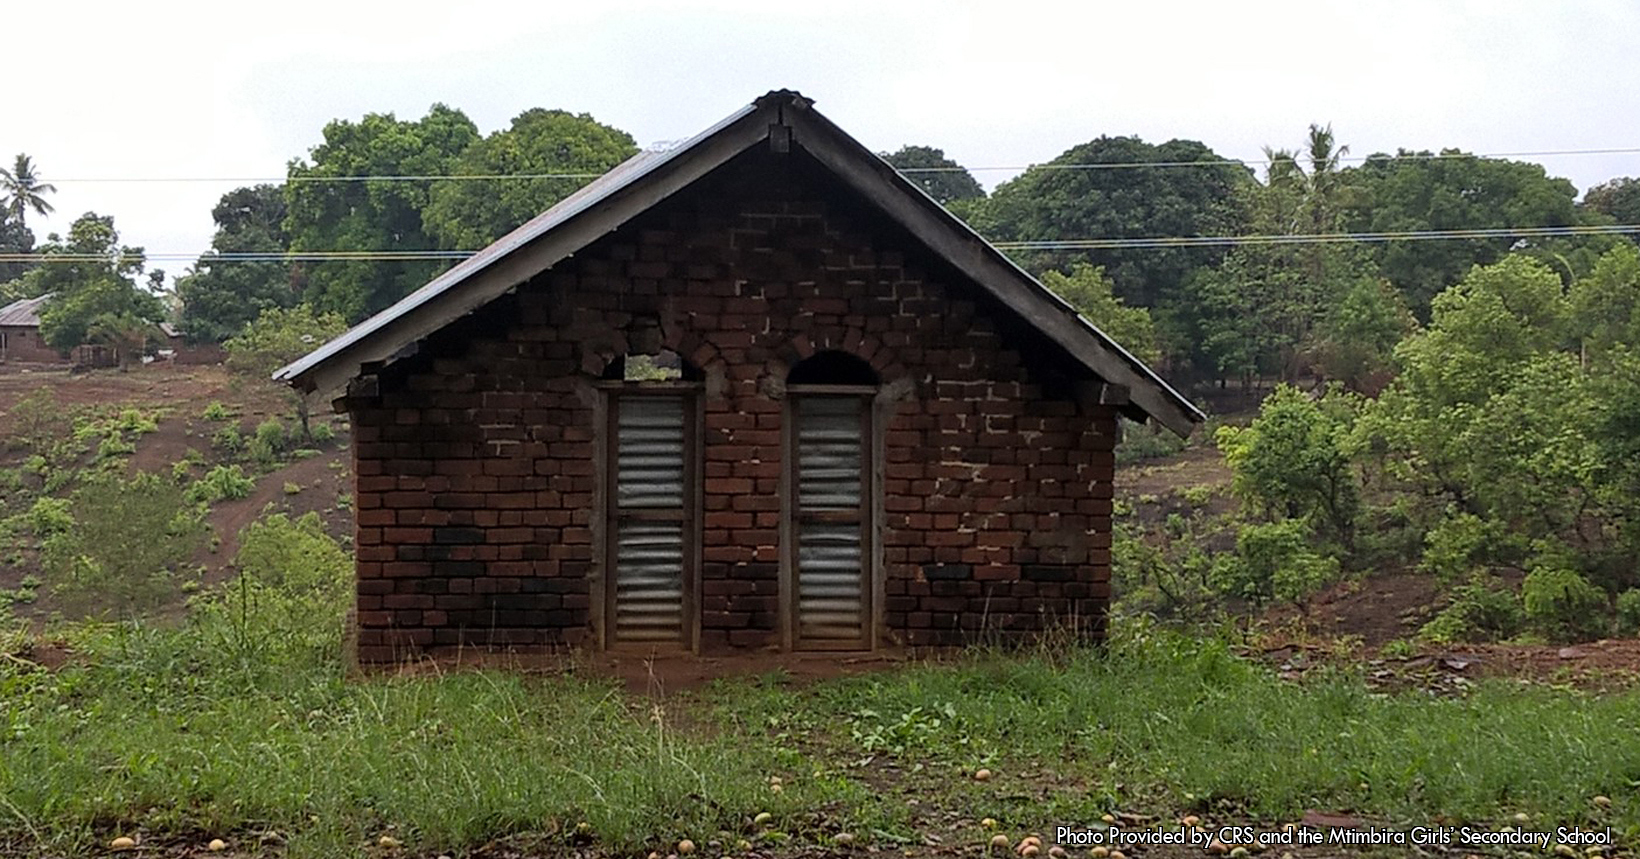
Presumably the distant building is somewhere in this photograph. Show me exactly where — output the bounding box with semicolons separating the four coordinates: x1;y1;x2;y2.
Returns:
0;295;75;364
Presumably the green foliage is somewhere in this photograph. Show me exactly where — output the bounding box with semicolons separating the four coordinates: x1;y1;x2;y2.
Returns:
423;108;635;252
40;473;206;619
1216;385;1359;552
309;420;336;445
175;184;296;342
1039;264;1159;363
285;104;480;321
882;145;985;207
1311;278;1413;391
201;400;231;421
250;418;290;467
1210;519;1338;608
24;213;166;365
6;386;71;454
1567;241;1640;362
1419;574;1526;643
201;511;352;667
226;304;348;440
211;425;244;455
23;496;73;539
1419;512;1501;581
1615;589;1640;637
1114;417;1185;465
1521;567;1608;642
1344;150;1591;313
1583;176;1640;226
185;465;256;505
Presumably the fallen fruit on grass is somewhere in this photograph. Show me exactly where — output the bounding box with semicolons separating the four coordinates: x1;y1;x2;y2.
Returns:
991;835;1012;849
768;776;783;785
736;839;752;851
1020;836;1042;849
648;852;661;859
378;835;401;848
770;783;784;794
1230;848;1250;859
1182;815;1201;827
677;839;697;854
835;832;856;846
754;812;773;826
1109;851;1126;859
1090;848;1109;858
1049;846;1068;858
1021;846;1040;858
1207;838;1229;854
1593;795;1612;808
982;818;998;829
974;768;993;782
208;838;227;852
110;837;136;851
1100;814;1115;824
1514;813;1530;823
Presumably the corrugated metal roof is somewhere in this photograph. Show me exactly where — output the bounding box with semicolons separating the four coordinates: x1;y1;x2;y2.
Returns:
0;294;51;327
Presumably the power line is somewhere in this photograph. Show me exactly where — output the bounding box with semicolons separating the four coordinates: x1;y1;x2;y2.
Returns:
38;146;1640;185
4;223;1635;265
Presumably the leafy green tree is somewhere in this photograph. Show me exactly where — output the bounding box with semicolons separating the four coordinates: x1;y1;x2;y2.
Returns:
1216;384;1361;552
23;213;166;368
0;213;33;284
176;184;296;342
423;108;635;251
1583;176;1640;228
285;104;480;322
1209;519;1338;609
882;145;985;208
1311;277;1414;391
1343;150;1587;313
225;304;348;439
969;136;1252;310
0;154;56;227
1039;264;1159;363
1567;241;1640;362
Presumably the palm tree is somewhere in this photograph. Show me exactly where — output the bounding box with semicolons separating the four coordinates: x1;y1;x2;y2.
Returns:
0;154;58;226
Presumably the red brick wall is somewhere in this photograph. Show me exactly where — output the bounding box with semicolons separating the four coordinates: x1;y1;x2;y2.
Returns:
0;326;69;364
345;150;1117;662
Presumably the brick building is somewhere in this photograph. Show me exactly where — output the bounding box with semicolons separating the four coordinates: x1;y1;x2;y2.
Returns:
278;91;1201;663
0;295;70;364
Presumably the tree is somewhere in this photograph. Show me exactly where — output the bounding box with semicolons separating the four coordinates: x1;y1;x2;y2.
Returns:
1216;384;1361;552
23;213;165;369
285;104;480;322
225;304;348;439
41;472;206;621
1310;277;1413;392
882;145;985;208
176;184;297;342
423;108;635;251
0;212;33;284
1039;264;1159;363
1583;176;1640;228
0;154;56;226
1343;150;1590;313
968;136;1252;310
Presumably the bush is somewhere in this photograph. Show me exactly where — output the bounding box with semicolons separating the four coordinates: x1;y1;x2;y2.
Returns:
1522;566;1609;642
1616;589;1640;637
212;425;244;455
6;387;71;454
1419;574;1526;643
202;401;232;422
23;497;73;540
1420;512;1500;581
41;473;207;620
309;420;336;444
1116;418;1186;465
255;418;287;453
1209;519;1338;608
186;465;256;505
198;511;351;667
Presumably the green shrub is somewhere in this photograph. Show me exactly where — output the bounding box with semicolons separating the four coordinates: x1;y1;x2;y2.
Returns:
1116;418;1186;464
186;465;256;505
1178;484;1215;508
1420;511;1499;581
198;511;352;667
1522;566;1609;642
1209;519;1338;608
202;401;232;422
283;482;301;495
212;425;244;455
7;387;71;454
1420;574;1526;643
1615;589;1640;637
23;497;74;539
309;420;336;444
41;473;206;620
255;418;288;453
112;407;158;435
96;432;135;461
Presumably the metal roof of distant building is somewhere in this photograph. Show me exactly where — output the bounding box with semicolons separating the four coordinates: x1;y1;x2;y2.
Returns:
0;294;51;327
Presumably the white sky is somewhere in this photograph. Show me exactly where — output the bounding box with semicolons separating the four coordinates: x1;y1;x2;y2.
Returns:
8;0;1640;284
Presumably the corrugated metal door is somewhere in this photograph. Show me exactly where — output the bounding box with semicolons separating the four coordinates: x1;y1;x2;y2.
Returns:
792;395;871;649
609;395;692;647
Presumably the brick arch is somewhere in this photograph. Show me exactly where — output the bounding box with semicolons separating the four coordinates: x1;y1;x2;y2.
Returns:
576;315;725;379
768;328;908;389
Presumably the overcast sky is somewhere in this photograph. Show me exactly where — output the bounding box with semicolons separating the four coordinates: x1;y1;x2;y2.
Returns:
10;0;1640;282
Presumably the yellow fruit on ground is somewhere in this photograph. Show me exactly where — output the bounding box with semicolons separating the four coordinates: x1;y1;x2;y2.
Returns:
378;835;401;848
1110;851;1127;859
736;839;752;851
1182;815;1201;827
1208;838;1229;854
677;839;697;854
648;852;661;859
1021;846;1040;858
768;776;782;785
770;783;783;793
982;818;999;829
1049;846;1068;858
1593;795;1612;808
974;768;993;782
754;812;773;826
1090;849;1109;859
835;832;855;846
110;837;136;851
208;838;227;852
991;834;1012;849
1100;814;1116;824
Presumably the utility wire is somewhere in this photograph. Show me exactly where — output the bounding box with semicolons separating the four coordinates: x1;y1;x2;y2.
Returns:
38;146;1640;184
4;224;1636;265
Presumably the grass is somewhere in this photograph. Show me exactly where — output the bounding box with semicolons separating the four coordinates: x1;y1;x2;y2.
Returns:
2;610;1638;858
